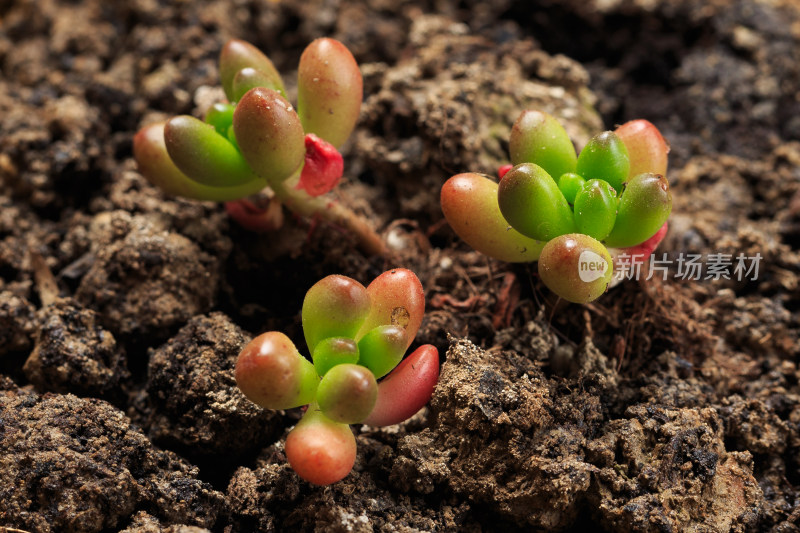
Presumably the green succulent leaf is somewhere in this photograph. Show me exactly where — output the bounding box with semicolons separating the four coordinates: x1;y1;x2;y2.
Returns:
133;122;267;201
232;87;306;185
297;38;362;148
538;234;613;304
312;337;359;377
573;179;618;241
604;172;672;248
302;275;370;354
357;325;407;379
232;67;286;102
509;110;578;180
204;102;235;136
220;39;285;102
498;163;577;242
576;131;630;193
164;115;260;187
316;364;378;424
440;173;544;262
557;172;586;204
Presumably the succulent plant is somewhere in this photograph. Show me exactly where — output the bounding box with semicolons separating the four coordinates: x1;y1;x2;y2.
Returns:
133;38;385;255
441;111;672;303
235;269;439;485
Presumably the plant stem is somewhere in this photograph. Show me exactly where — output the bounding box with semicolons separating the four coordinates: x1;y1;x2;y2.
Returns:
270;177;387;256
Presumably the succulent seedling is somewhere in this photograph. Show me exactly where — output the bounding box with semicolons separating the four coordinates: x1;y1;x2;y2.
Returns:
235;269;439;485
441;111;672;303
133;38;386;255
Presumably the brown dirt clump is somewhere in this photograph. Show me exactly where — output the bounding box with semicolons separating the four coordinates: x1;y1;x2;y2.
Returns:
143;312;283;459
0;389;225;532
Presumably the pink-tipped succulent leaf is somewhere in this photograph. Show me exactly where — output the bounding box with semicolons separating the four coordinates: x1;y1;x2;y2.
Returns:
297;38;362;149
361;344;440;427
440;173;544;262
233;87;306;185
234;331;319;410
356;268;424;349
615;119;669;179
285;408;356;485
220;39;285;101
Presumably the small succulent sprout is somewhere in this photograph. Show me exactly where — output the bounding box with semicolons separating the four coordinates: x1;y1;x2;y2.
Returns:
573;179;618;241
302;274;370;354
164;115;261;187
498;163;577;242
312;337;359;376
362;344;440;427
297;37;362;149
204;102;235;136
538;234;613;304
284;407;356;486
509;110;578;180
235;331;320;410
575;131;630;193
440;173;545;262
357;325;407;379
316;363;378;424
232;87;306;185
604;172;672;248
356;268;425;349
615;119;669;178
219;38;285;100
557;172;586;204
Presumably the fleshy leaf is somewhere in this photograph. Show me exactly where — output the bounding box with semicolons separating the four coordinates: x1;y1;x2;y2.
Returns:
295;133;344;197
219;39;285;101
538;234;613;304
357;325;407;379
615;119;669;179
234;331;319;410
204;102;235;136
232;67;286;102
440;173;544;262
285;407;356;485
355;269;424;349
361;345;440;427
233;87;306;185
575;131;630;193
164;115;260;187
498;163;577;241
312;337;359;376
509;110;577;180
573;179;618;241
133;122;266;201
604;173;672;248
302;274;370;354
316;364;378;424
297;38;362;148
557;172;586;204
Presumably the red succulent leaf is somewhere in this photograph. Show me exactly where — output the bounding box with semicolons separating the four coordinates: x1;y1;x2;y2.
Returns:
613;221;669;265
497;164;513;180
296;133;344;197
361;344;439;427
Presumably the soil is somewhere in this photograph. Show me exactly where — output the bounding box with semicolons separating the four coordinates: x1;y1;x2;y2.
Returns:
1;0;799;531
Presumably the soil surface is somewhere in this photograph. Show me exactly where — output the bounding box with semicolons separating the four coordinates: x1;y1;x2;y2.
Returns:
2;0;800;531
